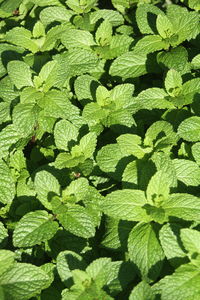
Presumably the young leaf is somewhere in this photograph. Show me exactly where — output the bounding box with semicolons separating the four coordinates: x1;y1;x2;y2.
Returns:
156;15;174;39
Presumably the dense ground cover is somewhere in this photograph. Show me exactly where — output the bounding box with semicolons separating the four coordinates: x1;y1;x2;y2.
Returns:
0;0;200;299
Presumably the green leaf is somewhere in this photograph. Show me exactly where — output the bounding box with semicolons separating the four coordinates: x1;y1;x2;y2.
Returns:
128;223;165;281
136;88;173;110
0;0;22;13
159;223;186;267
162;193;200;222
54;120;79;151
12;103;39;136
191;54;200;69
42;90;81;123
34;171;60;210
134;35;168;55
58;205;96;238
54;49;98;85
136;4;164;34
67;0;98;13
61;29;96;49
32;21;45;38
0;159;15;205
117;134;151;159
39;6;74;26
0;125;22;159
79;132;97;159
180;228;200;256
101;218;134;250
146;171;170;206
96;144;123;173
5;27;38;53
7;61;33;90
95;20;112;47
172;159;200;186
0;250;15;277
156;15;174;39
74;75;100;102
57;250;86;286
165;69;182;97
13;210;58;247
37;60;58;92
192;142;200;164
157;263;200;300
129;281;154;300
0;222;8;248
167;5;199;45
157;46;190;74
102;189;150;222
109;52;147;79
178;117;200;142
0;263;50;300
90;9;124;26
32;0;62;6
144;121;177;148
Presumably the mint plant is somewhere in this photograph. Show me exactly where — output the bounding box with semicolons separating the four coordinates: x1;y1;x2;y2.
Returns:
0;0;200;299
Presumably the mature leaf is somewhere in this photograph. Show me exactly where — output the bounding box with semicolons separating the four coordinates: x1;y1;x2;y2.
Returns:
0;263;50;300
96;144;123;173
40;6;74;26
128;223;165;281
157;263;200;300
34;171;60;210
0;222;8;248
134;35;168;54
129;281;154;300
136;88;173;110
90;9;124;26
159;223;186;267
109;52;147;79
5;27;38;53
102;189;150;222
136;4;164;34
178;117;200;142
162;193;200;222
180;228;200;256
13;210;58;247
0;250;15;276
58;205;96;238
61;29;96;49
7;61;33;90
172;159;200;186
54;120;79;151
56;250;86;286
0;159;15;205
